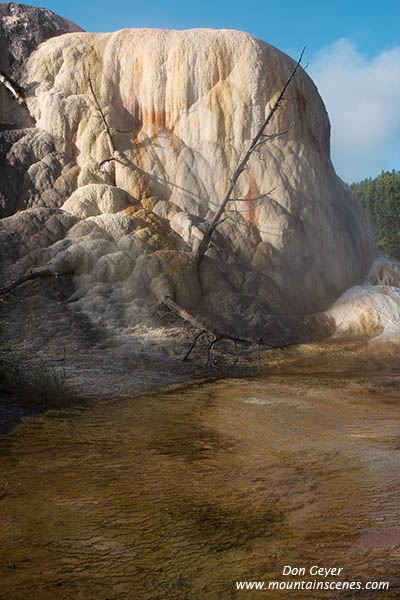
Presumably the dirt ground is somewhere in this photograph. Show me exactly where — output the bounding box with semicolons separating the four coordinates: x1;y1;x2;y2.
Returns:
0;277;256;434
1;274;399;436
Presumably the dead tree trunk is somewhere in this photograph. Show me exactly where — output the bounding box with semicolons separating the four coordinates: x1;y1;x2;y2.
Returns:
195;48;305;268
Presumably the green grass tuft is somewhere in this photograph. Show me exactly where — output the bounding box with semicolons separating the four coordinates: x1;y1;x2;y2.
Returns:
23;358;75;408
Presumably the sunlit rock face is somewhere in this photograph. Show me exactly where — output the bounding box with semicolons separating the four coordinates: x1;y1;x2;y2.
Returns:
324;258;400;342
1;16;375;334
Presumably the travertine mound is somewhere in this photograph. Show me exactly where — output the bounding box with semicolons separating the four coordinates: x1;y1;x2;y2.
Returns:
324;257;400;342
0;11;376;338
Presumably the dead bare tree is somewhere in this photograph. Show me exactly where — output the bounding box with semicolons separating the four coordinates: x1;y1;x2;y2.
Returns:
155;50;306;364
83;52;306;365
195;48;305;268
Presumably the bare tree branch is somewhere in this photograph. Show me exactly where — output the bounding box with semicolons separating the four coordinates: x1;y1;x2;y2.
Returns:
161;295;279;368
182;330;208;361
0;70;26;106
87;74;143;191
231;189;276;202
98;156;127;171
195;47;305;268
0;268;67;297
88;71;115;156
255;124;296;148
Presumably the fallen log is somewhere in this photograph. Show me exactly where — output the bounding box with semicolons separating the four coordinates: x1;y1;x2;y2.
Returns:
0;268;63;296
161;295;280;368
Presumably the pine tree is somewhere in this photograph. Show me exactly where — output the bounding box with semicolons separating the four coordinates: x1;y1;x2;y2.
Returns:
350;170;400;259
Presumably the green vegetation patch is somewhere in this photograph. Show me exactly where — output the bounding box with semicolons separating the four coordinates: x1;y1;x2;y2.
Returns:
351;169;400;259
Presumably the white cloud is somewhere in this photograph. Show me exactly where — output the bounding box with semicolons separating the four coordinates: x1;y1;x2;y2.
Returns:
309;39;400;182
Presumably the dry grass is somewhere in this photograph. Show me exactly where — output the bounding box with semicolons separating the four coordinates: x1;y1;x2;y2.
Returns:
0;356;77;408
23;359;76;408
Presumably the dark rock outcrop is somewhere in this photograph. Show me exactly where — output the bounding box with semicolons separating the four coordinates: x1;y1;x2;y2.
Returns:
0;2;82;79
0;3;83;216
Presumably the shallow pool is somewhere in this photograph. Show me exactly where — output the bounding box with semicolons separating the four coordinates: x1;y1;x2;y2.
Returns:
1;375;400;599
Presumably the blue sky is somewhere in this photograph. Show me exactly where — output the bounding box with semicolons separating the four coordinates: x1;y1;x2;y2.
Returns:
18;0;400;182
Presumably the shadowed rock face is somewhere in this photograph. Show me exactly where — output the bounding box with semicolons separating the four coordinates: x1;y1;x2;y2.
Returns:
0;7;375;340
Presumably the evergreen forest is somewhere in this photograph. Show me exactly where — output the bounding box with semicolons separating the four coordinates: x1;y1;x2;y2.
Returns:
350;170;400;259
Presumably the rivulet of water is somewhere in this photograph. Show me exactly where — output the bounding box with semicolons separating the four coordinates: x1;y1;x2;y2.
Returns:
1;375;400;599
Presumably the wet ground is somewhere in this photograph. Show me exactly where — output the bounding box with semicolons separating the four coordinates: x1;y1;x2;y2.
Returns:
1;371;400;599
